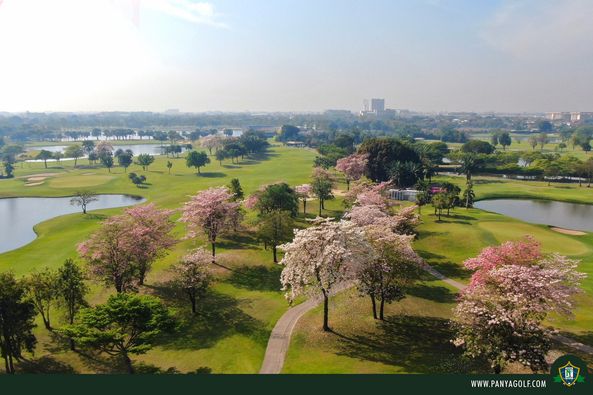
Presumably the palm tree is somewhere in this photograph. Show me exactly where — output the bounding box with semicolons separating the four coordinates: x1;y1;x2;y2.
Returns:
457;153;480;182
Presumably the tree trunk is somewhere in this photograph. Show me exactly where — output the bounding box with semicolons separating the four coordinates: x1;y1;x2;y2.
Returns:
493;364;501;374
346;179;350;191
8;353;14;374
272;245;278;263
322;289;330;332
438;210;441;221
190;295;196;314
211;242;216;259
379;295;385;320
303;200;307;216
319;200;322;217
122;352;134;374
42;315;51;331
370;295;377;319
3;352;10;374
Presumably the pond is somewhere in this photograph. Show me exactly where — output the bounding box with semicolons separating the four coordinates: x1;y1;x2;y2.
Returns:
0;195;145;254
474;199;593;232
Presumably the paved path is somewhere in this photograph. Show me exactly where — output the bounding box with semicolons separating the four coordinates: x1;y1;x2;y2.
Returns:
259;283;351;374
259;264;593;374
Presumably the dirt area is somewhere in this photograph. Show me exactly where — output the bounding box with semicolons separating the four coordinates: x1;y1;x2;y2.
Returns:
550;227;587;236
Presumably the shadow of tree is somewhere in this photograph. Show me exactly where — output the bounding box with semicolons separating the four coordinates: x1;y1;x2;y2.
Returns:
84;214;108;221
199;172;227;178
405;284;458;304
228;265;282;292
18;356;76;373
334;315;487;373
217;233;260;250
147;287;270;351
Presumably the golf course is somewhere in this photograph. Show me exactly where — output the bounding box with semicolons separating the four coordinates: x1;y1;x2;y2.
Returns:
1;140;592;374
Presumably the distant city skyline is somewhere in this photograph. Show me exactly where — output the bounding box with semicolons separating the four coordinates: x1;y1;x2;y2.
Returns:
1;0;593;113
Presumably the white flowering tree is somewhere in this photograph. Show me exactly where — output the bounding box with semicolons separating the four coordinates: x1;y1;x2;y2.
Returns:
358;225;422;320
279;219;371;331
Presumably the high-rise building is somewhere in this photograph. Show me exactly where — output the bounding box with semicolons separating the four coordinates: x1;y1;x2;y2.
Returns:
371;98;385;113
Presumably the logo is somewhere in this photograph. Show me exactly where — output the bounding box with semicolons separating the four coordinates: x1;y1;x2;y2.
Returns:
558;361;581;387
551;355;588;388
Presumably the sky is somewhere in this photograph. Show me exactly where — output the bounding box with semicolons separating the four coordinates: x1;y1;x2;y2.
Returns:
0;0;592;113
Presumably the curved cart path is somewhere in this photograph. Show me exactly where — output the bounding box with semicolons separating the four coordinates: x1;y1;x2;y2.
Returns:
259;264;593;374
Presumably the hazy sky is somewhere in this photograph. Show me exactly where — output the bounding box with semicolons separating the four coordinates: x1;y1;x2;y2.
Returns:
0;0;592;113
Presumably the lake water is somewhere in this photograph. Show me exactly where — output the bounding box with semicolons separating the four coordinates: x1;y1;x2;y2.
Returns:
475;199;593;232
0;195;145;254
26;144;165;156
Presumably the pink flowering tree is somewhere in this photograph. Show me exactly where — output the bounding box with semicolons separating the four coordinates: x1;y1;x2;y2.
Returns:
344;204;388;227
180;187;241;259
452;237;586;373
171;248;212;314
78;204;176;291
335;153;368;190
124;204;176;285
358;225;422;320
199;135;223;155
78;218;138;293
294;184;312;216
279;219;372;331
391;205;421;236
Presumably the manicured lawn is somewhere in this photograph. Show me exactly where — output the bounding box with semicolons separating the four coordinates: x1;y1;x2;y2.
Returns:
282;282;488;374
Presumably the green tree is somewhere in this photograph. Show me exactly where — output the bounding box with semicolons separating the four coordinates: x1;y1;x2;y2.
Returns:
57;259;88;350
61;293;175;374
3;161;15;178
24;268;60;330
228;178;244;200
166;160;173;174
185;151;210;174
0;272;37;373
499;132;512;150
64;144;84;167
257;210;294;263
432;193;448;221
215;149;226;165
36;149;53;169
101;154;114;173
256;183;299;216
462;181;475;209
117;152;133;172
135;154;155;171
311;169;335;216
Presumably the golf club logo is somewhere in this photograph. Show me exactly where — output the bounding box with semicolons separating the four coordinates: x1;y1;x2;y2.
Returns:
551;355;588;388
558;361;580;387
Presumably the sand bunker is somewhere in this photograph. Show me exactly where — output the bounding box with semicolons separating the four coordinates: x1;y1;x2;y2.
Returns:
27;176;48;182
551;227;587;236
24;182;44;187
